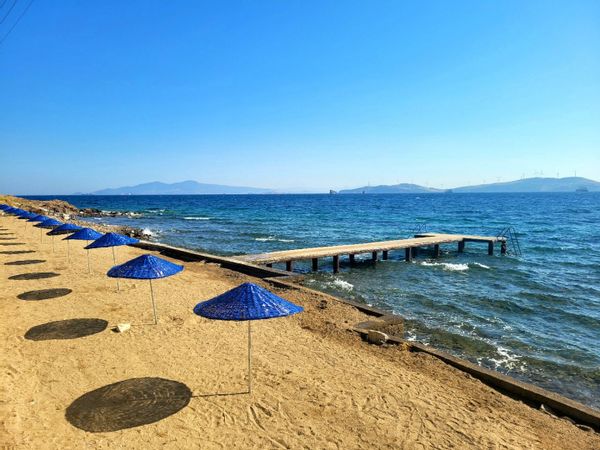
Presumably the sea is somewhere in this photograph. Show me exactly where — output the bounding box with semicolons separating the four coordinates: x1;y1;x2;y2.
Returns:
25;193;600;409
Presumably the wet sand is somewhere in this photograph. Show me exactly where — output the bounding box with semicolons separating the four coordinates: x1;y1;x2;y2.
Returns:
0;214;598;449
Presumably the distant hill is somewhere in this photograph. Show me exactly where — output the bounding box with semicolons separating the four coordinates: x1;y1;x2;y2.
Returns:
452;177;600;193
339;183;443;194
339;177;600;194
89;180;273;195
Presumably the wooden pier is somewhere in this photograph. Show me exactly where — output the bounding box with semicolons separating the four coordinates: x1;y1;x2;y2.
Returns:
234;233;507;273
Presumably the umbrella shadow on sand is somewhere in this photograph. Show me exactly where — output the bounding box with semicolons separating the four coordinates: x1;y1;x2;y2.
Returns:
66;378;192;432
0;250;35;255
4;260;46;266
18;288;72;300
0;237;16;240
25;318;108;341
9;272;60;280
0;242;25;246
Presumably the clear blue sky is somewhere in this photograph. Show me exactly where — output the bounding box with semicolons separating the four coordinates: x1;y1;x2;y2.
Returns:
1;1;599;194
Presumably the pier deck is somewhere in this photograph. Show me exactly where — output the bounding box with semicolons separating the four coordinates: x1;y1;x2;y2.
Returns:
235;233;507;273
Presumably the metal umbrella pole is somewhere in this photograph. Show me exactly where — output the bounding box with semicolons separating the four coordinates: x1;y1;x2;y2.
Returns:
40;227;43;243
149;279;158;325
112;246;120;291
247;321;252;394
67;239;70;264
86;241;91;274
52;234;55;253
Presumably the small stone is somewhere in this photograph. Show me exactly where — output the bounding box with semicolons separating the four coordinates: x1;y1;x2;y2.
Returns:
367;330;388;345
115;323;131;333
540;404;556;416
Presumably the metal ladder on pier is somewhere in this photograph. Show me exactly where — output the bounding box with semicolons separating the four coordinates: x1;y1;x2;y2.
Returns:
497;226;522;256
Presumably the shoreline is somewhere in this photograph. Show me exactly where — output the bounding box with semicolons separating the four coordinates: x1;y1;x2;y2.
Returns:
1;195;599;447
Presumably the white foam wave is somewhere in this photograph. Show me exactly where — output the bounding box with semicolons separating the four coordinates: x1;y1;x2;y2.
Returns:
331;279;354;291
421;261;469;271
183;217;211;220
141;228;154;237
255;236;295;243
472;262;490;269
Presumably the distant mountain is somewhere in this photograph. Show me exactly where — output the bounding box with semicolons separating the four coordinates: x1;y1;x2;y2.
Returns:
452;177;600;193
339;177;600;194
339;183;443;194
90;180;273;195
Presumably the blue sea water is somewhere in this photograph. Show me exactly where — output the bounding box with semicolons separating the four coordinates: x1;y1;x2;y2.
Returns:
26;193;600;409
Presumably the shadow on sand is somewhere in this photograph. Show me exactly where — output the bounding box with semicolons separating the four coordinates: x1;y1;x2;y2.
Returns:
0;250;35;255
0;242;25;246
66;377;192;432
5;260;46;266
18;288;72;300
9;272;60;280
25;318;108;341
0;237;16;240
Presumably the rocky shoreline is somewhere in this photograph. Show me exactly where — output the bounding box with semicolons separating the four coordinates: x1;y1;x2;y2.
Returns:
0;194;147;238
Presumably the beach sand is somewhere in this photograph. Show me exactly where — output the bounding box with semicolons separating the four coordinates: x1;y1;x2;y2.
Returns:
0;214;598;449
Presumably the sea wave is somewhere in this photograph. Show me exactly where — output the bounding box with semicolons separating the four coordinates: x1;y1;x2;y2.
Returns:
254;236;295;243
420;261;490;271
420;261;469;271
183;217;211;220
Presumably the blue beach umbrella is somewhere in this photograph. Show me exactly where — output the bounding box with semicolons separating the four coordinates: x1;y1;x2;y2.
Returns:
48;223;83;261
35;218;62;248
193;282;303;393
48;223;83;235
64;228;103;273
107;255;184;324
86;233;140;291
27;214;48;222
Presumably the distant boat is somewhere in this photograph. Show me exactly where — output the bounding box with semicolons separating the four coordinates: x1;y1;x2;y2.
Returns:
575;187;589;192
329;190;338;195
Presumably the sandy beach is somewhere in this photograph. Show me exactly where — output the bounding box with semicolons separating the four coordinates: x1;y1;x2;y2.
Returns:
0;213;598;449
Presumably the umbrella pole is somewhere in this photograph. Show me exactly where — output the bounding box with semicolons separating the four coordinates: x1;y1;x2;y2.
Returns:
67;239;70;264
52;235;55;253
86;242;91;274
149;279;158;325
248;321;252;394
40;227;42;243
112;247;119;292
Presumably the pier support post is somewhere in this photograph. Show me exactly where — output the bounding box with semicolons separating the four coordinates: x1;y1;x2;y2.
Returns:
349;254;355;265
405;247;413;262
382;250;388;260
286;261;293;272
501;241;507;255
333;255;340;274
433;244;440;258
458;241;465;253
488;242;494;256
371;251;377;263
312;258;318;271
266;263;272;268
